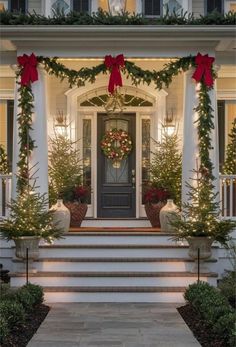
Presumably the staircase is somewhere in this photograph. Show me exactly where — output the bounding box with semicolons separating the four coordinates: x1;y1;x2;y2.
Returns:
10;229;219;303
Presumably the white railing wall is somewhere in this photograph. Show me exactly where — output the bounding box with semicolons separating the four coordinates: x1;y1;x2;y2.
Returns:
0;174;236;220
0;174;12;219
219;174;236;219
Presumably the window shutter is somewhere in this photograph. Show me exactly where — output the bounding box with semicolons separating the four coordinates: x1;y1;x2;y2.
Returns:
73;0;89;12
10;0;26;13
218;100;225;171
144;0;161;16
207;0;223;14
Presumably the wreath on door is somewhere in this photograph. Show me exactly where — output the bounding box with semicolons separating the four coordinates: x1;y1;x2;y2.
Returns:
101;128;132;161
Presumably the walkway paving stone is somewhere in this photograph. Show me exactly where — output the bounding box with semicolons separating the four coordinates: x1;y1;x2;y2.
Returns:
27;303;200;347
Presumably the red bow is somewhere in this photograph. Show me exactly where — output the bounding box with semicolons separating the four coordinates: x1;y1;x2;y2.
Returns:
192;53;215;87
104;54;125;94
17;53;38;86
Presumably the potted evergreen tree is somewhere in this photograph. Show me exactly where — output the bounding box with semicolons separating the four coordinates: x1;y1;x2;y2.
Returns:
48;134;89;227
0;183;63;268
171;168;236;272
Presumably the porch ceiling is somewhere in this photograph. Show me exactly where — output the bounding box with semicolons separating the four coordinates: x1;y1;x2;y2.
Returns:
0;25;235;62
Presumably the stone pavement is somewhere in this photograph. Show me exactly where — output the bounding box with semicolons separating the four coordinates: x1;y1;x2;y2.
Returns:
27;303;200;347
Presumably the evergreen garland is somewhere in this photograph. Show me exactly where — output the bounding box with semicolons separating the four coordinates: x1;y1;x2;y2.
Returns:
223;118;236;174
0;8;235;26
17;83;35;193
0;145;9;174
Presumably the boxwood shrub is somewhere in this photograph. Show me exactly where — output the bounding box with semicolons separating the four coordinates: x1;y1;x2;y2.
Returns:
22;283;44;305
185;281;236;346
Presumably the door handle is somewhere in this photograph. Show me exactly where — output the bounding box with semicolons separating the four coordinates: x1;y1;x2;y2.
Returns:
131;169;135;188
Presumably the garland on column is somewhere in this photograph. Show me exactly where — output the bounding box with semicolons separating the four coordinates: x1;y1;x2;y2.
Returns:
223;118;236;174
16;53;38;193
17;52;215;199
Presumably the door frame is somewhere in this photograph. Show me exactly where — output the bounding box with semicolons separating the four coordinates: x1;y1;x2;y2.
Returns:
65;83;168;218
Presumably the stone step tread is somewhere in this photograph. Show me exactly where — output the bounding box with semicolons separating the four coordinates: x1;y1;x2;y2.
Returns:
12;257;218;263
36;244;219;249
42;286;187;293
11;271;218;277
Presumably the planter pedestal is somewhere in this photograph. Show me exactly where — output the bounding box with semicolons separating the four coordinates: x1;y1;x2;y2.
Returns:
13;236;40;273
187;236;214;273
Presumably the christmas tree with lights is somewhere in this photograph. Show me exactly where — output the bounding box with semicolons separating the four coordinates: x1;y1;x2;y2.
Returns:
223;118;236;174
0;145;9;174
171;167;236;245
150;133;182;206
0;181;63;242
48;134;82;204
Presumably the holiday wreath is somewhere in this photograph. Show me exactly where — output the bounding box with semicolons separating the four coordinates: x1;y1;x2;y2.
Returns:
101;128;132;161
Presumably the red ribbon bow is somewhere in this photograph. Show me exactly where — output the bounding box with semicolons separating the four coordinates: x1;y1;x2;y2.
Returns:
104;54;125;94
192;53;215;87
17;53;38;86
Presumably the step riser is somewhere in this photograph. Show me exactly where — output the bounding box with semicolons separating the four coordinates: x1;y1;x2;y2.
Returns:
50;235;177;245
44;292;185;303
11;276;217;287
39;248;191;258
16;261;214;272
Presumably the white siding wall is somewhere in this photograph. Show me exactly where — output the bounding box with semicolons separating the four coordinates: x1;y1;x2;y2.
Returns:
192;0;205;17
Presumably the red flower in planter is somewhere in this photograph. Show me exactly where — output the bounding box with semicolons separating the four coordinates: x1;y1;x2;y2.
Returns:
73;185;90;204
144;187;169;204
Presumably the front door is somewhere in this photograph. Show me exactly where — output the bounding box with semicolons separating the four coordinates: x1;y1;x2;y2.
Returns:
97;113;136;218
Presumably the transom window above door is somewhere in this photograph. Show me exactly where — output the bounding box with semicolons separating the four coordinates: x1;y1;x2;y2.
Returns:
79;87;154;107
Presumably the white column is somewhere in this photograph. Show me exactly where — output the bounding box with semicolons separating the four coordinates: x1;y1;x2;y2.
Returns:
11;66;20;199
30;65;49;198
182;69;199;206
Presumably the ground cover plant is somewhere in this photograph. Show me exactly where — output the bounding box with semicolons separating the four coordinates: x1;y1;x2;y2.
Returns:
0;283;50;347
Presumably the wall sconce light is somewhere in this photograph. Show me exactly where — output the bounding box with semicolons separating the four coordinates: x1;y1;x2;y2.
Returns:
163;108;176;136
108;0;127;15
54;110;68;137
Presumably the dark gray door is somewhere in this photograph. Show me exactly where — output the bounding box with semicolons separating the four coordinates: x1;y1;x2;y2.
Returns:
97;113;136;218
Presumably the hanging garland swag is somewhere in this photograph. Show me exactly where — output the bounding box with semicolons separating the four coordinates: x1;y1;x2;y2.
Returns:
16;52;216;192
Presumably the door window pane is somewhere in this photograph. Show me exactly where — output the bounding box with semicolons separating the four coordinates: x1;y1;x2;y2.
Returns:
73;0;89;12
144;0;161;16
206;0;223;13
10;0;26;13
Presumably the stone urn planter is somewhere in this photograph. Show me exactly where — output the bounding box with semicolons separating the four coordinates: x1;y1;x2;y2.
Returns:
187;236;214;273
65;202;88;227
144;202;164;228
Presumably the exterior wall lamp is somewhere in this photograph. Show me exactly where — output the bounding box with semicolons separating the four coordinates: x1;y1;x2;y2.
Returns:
54;111;68;137
108;0;127;15
163;108;176;136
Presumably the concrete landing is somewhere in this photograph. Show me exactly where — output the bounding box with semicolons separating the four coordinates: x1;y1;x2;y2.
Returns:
27;303;200;347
